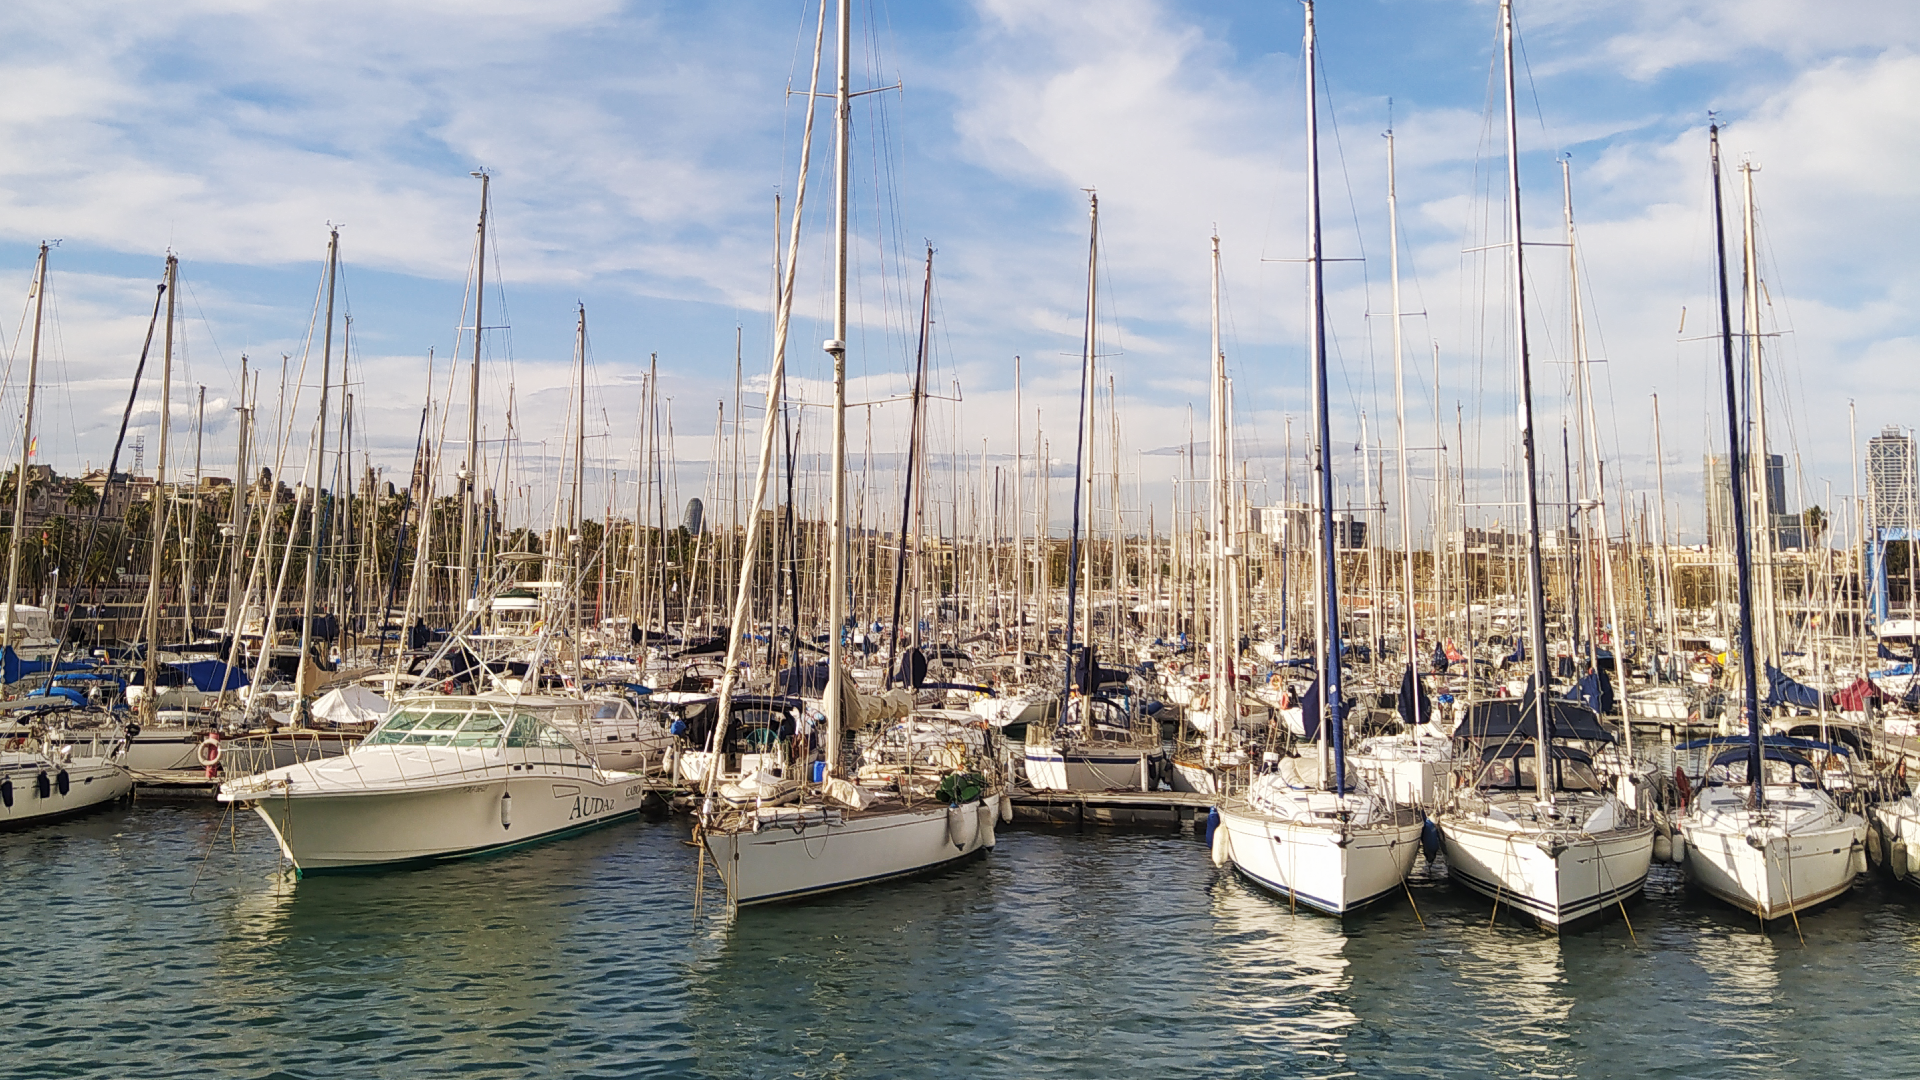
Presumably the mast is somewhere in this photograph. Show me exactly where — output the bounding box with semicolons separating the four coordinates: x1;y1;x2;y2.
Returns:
141;254;178;724
1013;356;1024;672
884;248;933;688
5;242;47;646
1500;0;1553;802
1208;233;1228;749
225;356;252;637
1741;162;1779;666
1063;192;1098;705
187;384;205;640
572;304;587;686
1710;121;1765;802
461;171;490;612
1386;129;1424;732
295;228;339;708
822;0;851;775
1304;0;1348;795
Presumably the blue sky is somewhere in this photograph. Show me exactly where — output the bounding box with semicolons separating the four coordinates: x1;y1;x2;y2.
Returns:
0;0;1915;543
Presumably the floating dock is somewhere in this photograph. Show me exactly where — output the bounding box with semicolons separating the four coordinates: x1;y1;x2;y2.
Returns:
1008;788;1219;828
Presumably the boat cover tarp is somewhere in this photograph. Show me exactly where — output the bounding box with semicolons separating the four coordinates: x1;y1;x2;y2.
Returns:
1296;677;1356;742
312;685;389;725
1765;663;1825;709
1675;734;1853;757
1574;667;1617;716
777;660;831;695
2;647;95;685
1456;697;1614;743
1429;643;1450;673
1880;641;1915;663
1397;665;1433;725
1836;677;1885;712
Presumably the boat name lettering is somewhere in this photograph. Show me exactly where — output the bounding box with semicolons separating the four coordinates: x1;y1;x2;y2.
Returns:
569;795;614;820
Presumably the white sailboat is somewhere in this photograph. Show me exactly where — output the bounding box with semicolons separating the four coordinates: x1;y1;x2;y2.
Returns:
697;0;998;908
1435;0;1652;930
1673;123;1866;921
1211;2;1423;915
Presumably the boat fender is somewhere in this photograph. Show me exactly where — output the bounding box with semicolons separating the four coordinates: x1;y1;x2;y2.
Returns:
124;721;141;739
1905;840;1920;882
1849;840;1868;878
1210;816;1230;868
946;801;979;850
35;772;49;800
500;790;513;830
56;770;68;797
1868;823;1886;870
978;799;997;849
999;792;1013;824
1670;834;1686;866
1653;834;1671;864
1421;817;1441;863
1203;806;1220;849
1892;838;1909;882
0;777;10;807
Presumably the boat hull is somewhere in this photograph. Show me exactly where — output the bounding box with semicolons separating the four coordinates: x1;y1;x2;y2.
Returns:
1680;818;1863;920
239;770;648;872
1216;802;1423;915
704;796;999;906
1440;816;1653;929
0;757;131;826
1025;746;1165;792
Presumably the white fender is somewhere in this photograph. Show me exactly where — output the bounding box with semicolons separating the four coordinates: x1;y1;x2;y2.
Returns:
947;801;979;850
1652;834;1671;864
978;799;997;849
1211;820;1231;868
1670;834;1686;867
1892;836;1908;882
998;792;1014;824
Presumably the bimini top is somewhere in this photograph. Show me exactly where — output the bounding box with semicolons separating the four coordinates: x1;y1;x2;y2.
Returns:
1456;696;1613;744
1675;734;1853;758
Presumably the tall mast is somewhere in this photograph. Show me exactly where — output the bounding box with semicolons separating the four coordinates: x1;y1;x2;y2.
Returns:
295;228;339;707
1013;356;1024;672
461;171;490;611
573;304;588;684
1741;162;1779;665
141;254;178;724
1208;233;1228;746
5;242;47;646
1386;128;1423;731
225;356;252;636
822;0;852;775
1062;192;1098;705
1304;0;1348;795
1500;0;1553;801
1710;121;1765;802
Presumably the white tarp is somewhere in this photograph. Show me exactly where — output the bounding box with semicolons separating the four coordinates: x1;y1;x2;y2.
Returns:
311;685;389;726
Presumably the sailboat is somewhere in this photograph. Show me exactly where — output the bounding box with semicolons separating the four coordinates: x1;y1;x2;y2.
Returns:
1210;1;1424;915
697;0;1000;908
1674;123;1866;920
1434;0;1653;930
1022;191;1167;795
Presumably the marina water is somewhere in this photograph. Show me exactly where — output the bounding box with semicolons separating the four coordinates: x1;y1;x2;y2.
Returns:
9;805;1920;1079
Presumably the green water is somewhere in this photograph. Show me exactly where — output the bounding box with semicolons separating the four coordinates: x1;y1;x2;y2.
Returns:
5;802;1919;1078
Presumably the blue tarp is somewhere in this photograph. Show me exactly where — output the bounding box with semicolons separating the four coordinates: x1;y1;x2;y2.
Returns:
1574;668;1617;716
1764;662;1824;709
1;647;93;685
1296;678;1356;742
1397;665;1432;725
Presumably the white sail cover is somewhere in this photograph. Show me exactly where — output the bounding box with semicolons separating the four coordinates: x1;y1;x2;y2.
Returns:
311;685;389;726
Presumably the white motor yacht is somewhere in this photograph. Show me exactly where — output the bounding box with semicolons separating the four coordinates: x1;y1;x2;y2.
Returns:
218;694;646;874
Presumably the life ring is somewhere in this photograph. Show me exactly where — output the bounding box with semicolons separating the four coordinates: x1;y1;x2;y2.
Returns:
196;736;222;767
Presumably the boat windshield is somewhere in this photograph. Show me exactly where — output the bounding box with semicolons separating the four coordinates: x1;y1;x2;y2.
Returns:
366;707;507;748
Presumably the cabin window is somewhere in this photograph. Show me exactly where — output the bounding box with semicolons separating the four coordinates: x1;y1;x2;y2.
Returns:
506;715;539;748
367;709;477;747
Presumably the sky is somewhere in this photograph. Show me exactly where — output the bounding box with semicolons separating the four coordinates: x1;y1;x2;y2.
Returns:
0;0;1915;545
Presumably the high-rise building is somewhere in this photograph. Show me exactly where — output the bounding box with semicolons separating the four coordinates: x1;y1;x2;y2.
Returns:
1705;452;1804;550
1867;425;1918;534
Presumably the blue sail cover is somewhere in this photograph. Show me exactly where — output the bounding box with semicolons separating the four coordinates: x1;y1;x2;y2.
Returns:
1397;665;1432;725
0;647;93;685
175;659;250;692
1574;668;1617;716
1429;642;1450;673
1456;697;1614;743
1764;663;1823;709
1296;677;1355;742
